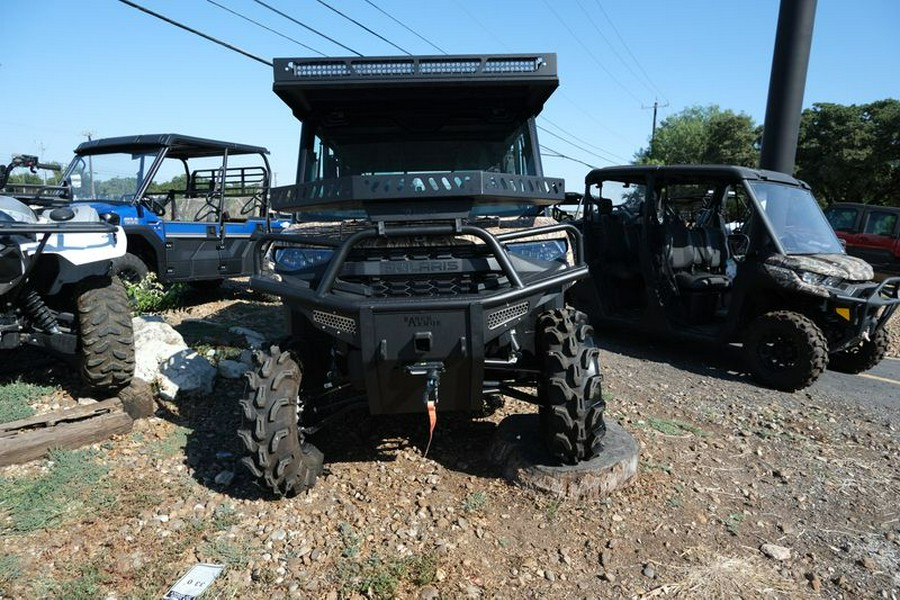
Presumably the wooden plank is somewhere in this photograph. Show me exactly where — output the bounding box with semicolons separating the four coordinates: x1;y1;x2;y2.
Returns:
0;401;133;467
0;398;121;436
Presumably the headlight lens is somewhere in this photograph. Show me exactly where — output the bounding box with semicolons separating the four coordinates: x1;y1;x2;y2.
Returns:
800;271;825;285
506;239;568;263
273;247;334;272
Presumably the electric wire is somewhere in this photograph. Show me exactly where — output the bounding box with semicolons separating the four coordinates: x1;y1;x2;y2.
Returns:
205;0;326;56
252;0;363;56
538;126;617;165
540;145;599;170
541;0;643;105
594;0;668;102
574;0;658;100
540;117;629;163
117;0;272;66
314;0;410;55
362;0;448;54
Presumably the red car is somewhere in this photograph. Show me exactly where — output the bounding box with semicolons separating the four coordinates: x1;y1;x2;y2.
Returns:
824;203;900;274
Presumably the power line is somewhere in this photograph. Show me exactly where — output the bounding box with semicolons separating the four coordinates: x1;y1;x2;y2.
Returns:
252;0;362;56
574;0;659;100
117;0;272;66
594;0;668;102
314;0;410;55
540;145;599;170
538;125;617;165
362;0;447;55
541;0;643;105
540;117;629;163
205;0;326;56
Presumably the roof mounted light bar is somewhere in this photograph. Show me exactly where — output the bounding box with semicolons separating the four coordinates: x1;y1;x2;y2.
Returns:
277;54;554;81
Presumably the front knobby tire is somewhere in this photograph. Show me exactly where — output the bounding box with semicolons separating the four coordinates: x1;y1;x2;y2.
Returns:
111;252;149;285
76;277;135;393
828;326;891;374
538;307;606;464
744;310;828;392
238;346;323;497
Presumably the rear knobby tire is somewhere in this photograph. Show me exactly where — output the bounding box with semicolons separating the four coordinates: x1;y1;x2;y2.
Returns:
538;307;606;464
76;277;135;393
238;346;323;496
744;310;828;392
828;326;890;374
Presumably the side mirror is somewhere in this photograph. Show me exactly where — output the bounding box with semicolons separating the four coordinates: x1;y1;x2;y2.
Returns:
727;233;750;257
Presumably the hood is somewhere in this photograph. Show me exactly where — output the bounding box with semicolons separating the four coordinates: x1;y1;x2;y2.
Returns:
764;253;874;282
0;195;38;224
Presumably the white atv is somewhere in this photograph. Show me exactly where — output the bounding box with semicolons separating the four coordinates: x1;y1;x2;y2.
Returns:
0;155;134;392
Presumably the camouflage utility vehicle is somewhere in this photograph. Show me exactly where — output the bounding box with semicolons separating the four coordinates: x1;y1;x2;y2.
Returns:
574;165;899;391
242;54;606;495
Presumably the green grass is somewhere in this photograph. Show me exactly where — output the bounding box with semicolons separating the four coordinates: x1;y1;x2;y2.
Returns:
0;448;112;533
0;554;21;590
462;491;487;514
337;552;439;600
202;538;250;569
32;561;108;599
645;417;707;437
0;380;56;424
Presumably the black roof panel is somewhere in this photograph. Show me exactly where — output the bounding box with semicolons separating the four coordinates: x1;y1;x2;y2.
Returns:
74;134;269;159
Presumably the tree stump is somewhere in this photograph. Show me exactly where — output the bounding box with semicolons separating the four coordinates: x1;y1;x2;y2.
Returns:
487;415;639;499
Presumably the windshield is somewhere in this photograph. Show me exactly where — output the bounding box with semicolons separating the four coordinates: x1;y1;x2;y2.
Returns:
62;150;163;201
748;181;844;255
298;120;544;221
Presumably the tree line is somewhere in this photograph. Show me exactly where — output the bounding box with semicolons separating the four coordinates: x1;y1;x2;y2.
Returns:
635;99;899;207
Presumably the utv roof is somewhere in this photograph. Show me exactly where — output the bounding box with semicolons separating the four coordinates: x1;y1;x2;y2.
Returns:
272;54;558;140
585;165;807;188
74;134;269;159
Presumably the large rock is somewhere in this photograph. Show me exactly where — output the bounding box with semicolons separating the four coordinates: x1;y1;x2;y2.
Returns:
132;316;217;400
487;415;639;499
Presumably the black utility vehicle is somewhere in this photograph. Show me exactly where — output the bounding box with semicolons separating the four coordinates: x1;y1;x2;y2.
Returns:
574;165;899;391
242;54;606;495
47;134;281;288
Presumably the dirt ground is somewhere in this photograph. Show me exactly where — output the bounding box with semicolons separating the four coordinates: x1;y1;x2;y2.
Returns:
1;288;898;599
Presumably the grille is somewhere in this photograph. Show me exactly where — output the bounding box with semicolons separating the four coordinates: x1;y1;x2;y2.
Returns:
312;310;357;334
487;302;529;330
343;273;502;298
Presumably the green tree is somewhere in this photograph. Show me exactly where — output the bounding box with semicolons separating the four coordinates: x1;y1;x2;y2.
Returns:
796;99;899;207
635;105;760;167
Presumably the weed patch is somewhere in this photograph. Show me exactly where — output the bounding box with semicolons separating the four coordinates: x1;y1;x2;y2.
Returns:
0;380;55;424
645;417;706;437
336;552;438;600
0;448;111;533
124;273;186;314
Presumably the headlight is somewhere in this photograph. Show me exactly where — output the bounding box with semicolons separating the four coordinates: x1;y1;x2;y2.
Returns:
800;271;843;288
506;239;568;263
800;271;825;285
273;247;334;272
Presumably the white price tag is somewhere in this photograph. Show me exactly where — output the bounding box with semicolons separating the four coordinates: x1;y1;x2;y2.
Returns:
163;563;224;600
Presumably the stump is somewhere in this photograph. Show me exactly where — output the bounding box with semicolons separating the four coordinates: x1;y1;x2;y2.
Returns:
487;415;639;499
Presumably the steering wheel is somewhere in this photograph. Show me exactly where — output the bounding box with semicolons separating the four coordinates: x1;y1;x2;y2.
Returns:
193;196;220;221
239;191;263;216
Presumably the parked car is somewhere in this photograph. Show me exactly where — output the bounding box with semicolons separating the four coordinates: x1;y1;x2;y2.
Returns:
25;134;286;288
823;202;900;274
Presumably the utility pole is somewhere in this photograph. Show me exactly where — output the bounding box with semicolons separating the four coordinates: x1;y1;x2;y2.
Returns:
759;0;817;174
82;131;96;197
642;99;669;149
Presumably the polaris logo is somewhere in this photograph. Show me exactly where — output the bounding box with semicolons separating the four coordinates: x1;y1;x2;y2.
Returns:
382;260;461;275
403;315;441;328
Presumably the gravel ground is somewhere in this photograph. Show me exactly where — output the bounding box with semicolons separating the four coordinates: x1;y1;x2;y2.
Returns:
1;297;898;598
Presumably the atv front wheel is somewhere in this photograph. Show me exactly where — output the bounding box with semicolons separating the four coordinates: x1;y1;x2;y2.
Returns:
744;310;828;392
537;308;606;464
828;326;890;374
238;346;323;496
76;277;135;393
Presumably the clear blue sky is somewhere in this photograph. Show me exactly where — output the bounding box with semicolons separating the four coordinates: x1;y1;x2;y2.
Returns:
1;0;897;191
